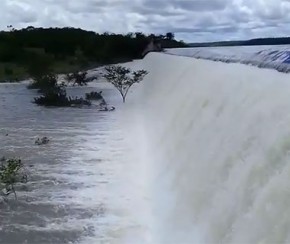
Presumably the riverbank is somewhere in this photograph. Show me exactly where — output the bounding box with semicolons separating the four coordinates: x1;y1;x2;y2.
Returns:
0;60;104;83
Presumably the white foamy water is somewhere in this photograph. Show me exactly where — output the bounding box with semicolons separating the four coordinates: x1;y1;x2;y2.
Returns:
128;52;290;243
166;45;290;73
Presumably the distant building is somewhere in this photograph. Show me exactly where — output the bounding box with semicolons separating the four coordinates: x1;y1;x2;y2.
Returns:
142;38;162;57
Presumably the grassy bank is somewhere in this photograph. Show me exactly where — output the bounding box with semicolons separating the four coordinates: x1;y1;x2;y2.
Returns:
0;62;82;83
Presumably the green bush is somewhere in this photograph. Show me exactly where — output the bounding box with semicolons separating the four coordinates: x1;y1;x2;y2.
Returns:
29;68;91;107
0;158;27;199
34;88;91;107
27;74;59;90
85;91;104;100
66;71;88;86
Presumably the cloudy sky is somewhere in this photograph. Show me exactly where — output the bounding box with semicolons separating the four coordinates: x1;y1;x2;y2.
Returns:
1;0;290;42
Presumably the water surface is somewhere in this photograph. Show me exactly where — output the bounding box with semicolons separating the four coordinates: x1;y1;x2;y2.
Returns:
0;82;126;243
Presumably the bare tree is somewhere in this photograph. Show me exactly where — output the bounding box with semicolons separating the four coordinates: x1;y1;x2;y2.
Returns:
104;66;148;103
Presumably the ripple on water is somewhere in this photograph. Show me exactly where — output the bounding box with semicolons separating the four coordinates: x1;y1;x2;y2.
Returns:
0;83;124;243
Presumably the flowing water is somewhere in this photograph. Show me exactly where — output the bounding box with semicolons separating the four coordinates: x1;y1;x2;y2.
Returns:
131;52;290;243
0;77;150;244
166;45;290;73
3;50;290;244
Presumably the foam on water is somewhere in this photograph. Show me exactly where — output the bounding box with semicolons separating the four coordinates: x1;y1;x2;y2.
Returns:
166;45;290;73
130;52;290;243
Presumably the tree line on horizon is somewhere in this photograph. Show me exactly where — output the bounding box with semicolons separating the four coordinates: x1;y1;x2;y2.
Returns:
0;26;186;81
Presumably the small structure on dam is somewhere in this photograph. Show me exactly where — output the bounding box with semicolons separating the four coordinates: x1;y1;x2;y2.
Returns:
142;38;162;57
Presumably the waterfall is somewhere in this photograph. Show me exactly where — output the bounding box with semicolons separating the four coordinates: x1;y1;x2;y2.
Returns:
130;52;290;243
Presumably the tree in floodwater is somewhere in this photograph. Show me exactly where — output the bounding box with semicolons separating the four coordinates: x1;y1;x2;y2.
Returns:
29;73;91;107
66;71;89;86
0;158;28;200
104;65;148;103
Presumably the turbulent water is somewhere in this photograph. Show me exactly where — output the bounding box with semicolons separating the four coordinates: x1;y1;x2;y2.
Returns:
166;45;290;73
131;52;290;243
0;76;150;244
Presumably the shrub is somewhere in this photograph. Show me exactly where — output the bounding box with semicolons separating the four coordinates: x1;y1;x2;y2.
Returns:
0;158;28;199
66;71;88;86
29;73;90;107
28;70;92;107
33;87;70;106
27;74;59;91
85;91;104;100
34;89;91;107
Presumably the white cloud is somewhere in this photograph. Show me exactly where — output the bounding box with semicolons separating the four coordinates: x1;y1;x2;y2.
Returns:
1;0;290;42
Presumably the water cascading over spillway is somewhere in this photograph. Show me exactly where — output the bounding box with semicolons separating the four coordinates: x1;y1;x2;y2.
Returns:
166;45;290;73
128;52;290;243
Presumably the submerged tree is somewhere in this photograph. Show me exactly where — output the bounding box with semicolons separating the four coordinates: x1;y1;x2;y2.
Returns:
66;71;88;86
29;73;91;107
27;73;59;91
0;158;27;200
104;66;148;103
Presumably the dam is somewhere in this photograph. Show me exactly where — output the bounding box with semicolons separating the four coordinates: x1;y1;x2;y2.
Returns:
125;50;290;243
